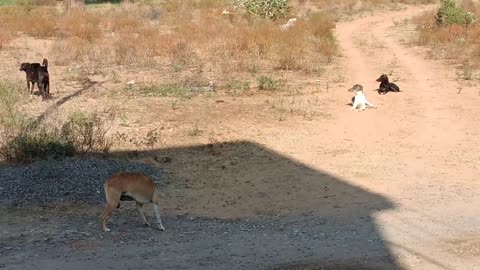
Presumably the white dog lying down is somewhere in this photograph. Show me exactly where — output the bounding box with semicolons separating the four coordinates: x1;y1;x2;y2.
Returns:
348;84;376;111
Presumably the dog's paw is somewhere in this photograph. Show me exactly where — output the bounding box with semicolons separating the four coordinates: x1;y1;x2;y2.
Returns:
157;224;166;231
103;228;111;232
143;222;151;227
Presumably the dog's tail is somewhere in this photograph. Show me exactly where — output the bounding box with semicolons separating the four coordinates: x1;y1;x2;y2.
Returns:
42;58;48;68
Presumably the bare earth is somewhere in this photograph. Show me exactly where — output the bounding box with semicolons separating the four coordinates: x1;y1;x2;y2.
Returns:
1;4;480;270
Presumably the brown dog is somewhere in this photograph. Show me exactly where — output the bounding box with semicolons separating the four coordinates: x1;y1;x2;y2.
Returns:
100;172;166;232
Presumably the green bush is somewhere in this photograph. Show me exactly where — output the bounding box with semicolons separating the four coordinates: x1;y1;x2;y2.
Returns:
234;0;289;20
436;0;476;26
10;127;76;163
0;113;76;163
257;75;278;90
0;97;113;163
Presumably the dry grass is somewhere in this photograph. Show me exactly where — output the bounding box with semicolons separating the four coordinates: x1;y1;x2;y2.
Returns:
306;0;436;19
413;0;480;76
0;28;13;49
0;1;337;75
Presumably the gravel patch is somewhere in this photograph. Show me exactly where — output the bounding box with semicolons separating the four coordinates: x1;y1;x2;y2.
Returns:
0;157;167;205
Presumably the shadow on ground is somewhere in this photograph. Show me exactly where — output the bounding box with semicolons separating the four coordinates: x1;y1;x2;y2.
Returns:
0;141;400;270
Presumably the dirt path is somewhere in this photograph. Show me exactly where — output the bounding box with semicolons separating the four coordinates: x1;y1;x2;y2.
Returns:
304;4;480;269
2;4;480;270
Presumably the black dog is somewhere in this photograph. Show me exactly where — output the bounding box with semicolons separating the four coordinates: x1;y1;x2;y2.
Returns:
19;58;50;100
38;58;50;100
376;74;400;95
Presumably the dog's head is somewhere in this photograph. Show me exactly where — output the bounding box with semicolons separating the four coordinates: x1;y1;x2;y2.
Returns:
19;63;31;71
376;74;389;82
348;84;363;93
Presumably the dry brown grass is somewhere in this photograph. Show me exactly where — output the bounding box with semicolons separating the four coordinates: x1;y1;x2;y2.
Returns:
0;28;13;49
1;0;430;76
413;0;480;74
0;2;338;75
307;0;436;19
0;0;337;85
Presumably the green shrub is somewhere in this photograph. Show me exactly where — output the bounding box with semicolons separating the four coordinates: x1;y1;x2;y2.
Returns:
234;0;290;20
10;127;75;163
60;111;112;154
0;81;113;163
0;115;76;163
436;0;477;26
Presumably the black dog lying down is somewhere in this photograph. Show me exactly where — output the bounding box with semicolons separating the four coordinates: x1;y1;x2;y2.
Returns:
376;74;400;95
19;58;50;100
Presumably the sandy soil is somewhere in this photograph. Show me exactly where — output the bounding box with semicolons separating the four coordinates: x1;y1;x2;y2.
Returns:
1;4;480;270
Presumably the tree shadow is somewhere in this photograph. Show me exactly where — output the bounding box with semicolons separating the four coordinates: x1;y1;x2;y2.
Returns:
104;141;401;269
0;141;403;269
35;78;104;123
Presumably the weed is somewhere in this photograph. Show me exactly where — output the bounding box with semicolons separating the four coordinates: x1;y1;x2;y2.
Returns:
171;99;179;110
114;128;162;149
134;84;190;97
226;80;251;95
188;123;203;137
145;128;161;148
457;61;475;80
257;75;278;91
60;111;113;154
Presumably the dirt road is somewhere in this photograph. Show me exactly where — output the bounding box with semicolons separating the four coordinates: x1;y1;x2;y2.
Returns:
2;4;480;270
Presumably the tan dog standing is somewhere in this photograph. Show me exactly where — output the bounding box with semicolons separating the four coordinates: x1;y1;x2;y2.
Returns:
100;172;166;232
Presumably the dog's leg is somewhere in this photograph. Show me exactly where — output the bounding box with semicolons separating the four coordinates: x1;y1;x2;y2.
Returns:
153;203;166;231
359;103;366;111
100;203;116;232
101;189;121;232
29;81;33;96
366;100;376;109
351;98;359;110
136;202;150;227
39;84;45;100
